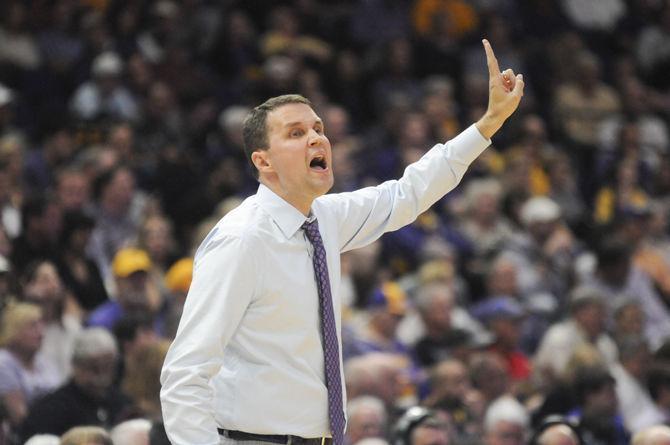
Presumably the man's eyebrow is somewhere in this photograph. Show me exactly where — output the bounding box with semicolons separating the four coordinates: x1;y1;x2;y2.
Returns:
283;119;324;128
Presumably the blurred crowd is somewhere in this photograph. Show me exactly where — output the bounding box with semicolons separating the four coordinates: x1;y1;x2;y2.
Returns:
2;0;670;444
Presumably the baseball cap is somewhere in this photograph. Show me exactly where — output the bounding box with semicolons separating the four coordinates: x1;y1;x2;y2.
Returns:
165;258;193;293
368;281;408;316
472;296;524;323
112;248;152;278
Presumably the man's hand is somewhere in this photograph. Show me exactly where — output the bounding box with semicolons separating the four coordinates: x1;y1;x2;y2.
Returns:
475;39;525;140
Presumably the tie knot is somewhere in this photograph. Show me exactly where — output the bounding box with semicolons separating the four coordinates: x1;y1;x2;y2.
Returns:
302;218;320;241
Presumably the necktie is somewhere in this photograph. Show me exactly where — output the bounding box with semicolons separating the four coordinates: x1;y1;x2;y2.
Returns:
302;219;345;445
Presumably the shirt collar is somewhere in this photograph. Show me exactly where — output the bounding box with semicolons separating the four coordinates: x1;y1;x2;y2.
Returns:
256;183;311;239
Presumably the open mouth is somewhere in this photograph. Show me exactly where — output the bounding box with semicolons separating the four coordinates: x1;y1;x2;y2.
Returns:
309;155;327;171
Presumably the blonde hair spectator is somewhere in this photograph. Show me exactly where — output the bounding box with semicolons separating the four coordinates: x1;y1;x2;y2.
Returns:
0;301;42;346
61;426;112;445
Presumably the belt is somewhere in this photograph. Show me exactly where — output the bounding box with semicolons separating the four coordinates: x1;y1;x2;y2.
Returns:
218;429;332;445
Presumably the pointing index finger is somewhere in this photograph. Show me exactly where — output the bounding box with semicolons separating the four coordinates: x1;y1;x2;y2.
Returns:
482;39;500;79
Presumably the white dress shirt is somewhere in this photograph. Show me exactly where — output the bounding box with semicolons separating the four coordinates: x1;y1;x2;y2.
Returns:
160;125;490;445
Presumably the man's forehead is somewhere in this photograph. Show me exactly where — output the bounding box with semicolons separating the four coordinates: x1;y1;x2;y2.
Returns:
268;103;322;128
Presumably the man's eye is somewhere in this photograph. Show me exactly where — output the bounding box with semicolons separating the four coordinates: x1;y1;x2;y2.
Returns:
290;129;304;137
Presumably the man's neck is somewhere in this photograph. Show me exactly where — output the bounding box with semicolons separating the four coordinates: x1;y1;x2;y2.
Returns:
259;179;313;217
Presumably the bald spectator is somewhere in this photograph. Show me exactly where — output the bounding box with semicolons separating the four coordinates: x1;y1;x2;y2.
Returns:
344;352;409;418
346;396;388;445
110;418;152;445
483;395;529;445
533;423;580;445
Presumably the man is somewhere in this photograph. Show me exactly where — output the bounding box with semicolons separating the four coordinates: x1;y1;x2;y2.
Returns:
392;407;452;445
532;421;581;445
483;395;530;445
345;396;387;445
87;247;156;330
534;285;618;380
160;40;524;445
19;328;132;442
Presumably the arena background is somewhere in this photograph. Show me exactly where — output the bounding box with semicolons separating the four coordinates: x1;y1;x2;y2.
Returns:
1;0;670;444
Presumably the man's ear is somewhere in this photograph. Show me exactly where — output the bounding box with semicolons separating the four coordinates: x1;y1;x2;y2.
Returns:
251;149;273;175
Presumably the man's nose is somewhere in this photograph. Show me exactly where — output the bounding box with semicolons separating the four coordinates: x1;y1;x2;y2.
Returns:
308;130;323;146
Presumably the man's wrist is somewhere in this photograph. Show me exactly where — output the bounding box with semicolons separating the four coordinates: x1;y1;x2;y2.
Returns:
475;112;505;140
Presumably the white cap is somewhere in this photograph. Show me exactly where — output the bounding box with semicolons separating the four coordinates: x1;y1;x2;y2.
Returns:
92;52;122;77
520;196;561;226
0;83;13;107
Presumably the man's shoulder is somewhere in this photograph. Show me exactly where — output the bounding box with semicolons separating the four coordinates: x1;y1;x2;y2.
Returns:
195;198;267;254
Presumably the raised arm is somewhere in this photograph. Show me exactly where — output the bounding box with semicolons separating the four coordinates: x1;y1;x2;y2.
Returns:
323;39;524;252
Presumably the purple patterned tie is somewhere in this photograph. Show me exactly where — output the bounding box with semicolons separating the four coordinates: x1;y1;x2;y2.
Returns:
302;219;345;445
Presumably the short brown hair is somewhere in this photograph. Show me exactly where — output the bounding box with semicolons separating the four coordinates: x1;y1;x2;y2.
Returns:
242;94;312;179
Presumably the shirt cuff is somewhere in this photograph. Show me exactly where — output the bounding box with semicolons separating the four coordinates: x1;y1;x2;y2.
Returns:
446;124;492;165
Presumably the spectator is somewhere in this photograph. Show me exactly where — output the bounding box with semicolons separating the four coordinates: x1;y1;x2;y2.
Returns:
110;418;151;445
392;406;451;445
344;352;410;420
534;285;618;380
10;194;61;274
87;165;147;286
611;335;665;433
347;282;412;358
0;302;59;433
587;237;670;350
19;328;132;441
569;366;629;445
60;426;112;445
422;359;482;443
55;210;109;312
472;296;531;383
413;281;486;367
70;51;139;123
21;259;81;385
87;247;158;330
346;396;388;445
482;395;529;445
